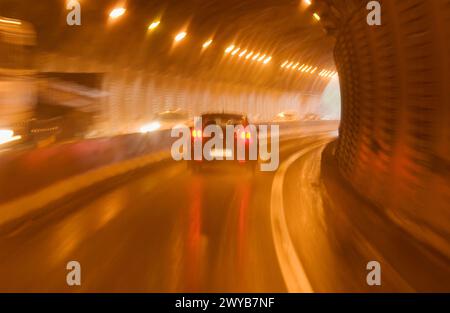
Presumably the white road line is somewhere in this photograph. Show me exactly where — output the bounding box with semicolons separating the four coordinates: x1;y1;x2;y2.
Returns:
270;140;331;293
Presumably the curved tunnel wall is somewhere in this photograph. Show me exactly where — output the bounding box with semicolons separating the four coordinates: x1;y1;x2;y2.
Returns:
333;0;450;255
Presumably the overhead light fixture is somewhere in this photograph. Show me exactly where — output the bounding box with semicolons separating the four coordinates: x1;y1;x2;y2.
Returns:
238;49;248;57
313;13;321;21
174;31;187;42
263;56;272;64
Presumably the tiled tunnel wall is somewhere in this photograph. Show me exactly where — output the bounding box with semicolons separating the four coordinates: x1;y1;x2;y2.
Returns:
332;0;450;256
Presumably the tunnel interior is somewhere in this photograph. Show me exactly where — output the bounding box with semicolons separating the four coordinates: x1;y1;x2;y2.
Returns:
1;0;340;133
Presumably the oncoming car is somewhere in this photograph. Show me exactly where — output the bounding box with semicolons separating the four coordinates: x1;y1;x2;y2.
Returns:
188;113;258;172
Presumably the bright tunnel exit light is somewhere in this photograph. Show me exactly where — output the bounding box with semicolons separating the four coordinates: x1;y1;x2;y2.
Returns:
174;31;187;42
109;7;126;19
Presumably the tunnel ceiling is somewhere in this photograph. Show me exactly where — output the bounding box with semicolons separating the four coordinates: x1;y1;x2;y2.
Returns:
1;0;337;93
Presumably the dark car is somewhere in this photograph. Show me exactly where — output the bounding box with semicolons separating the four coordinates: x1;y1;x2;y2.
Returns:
189;113;258;172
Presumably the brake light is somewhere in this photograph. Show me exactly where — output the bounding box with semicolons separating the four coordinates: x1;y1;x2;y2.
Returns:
239;131;251;140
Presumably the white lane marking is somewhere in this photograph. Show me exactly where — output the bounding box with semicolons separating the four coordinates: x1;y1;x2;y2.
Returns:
270;140;330;293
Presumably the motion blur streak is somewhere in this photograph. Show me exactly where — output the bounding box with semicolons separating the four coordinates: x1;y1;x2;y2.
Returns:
0;0;449;293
